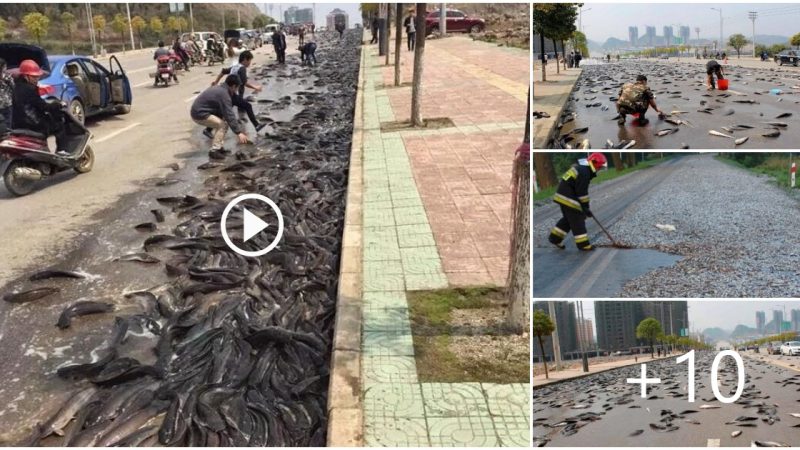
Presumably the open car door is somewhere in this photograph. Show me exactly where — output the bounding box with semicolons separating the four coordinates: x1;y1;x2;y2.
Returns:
107;55;131;105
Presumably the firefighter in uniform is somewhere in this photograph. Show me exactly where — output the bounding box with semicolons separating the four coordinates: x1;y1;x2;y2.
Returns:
616;74;665;126
548;153;608;251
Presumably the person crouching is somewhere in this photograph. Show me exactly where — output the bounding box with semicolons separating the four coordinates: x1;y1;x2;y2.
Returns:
190;74;250;159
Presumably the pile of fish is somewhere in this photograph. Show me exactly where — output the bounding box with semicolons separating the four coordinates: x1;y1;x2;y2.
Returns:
546;60;800;149
16;30;360;446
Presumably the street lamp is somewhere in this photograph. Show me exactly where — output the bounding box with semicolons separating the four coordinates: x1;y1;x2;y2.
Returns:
579;7;592;34
710;8;723;52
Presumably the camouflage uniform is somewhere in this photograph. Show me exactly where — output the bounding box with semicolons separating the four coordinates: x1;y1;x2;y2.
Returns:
616;82;653;116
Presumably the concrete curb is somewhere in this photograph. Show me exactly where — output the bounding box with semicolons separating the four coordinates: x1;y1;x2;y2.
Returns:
532;67;581;149
533;355;672;389
326;35;367;447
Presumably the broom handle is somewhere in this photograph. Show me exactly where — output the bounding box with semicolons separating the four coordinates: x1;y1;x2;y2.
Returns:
592;216;618;245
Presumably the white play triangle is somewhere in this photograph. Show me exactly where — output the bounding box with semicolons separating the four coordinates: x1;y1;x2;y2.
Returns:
243;207;269;242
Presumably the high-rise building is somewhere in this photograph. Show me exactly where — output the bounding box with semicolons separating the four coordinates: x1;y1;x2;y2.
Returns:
595;301;689;352
756;311;766;335
642;301;688;337
578;318;595;347
774;310;784;332
663;26;673;45
645;26;656;47
680;26;691;45
284;7;313;24
532;302;578;360
326;8;349;30
628;26;639;46
791;309;800;332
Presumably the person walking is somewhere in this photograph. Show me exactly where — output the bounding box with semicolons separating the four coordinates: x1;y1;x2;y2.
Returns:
370;15;379;44
190;74;250;157
404;9;417;51
272;27;287;64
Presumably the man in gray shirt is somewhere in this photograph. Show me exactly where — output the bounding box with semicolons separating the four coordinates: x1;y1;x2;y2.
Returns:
190;74;249;154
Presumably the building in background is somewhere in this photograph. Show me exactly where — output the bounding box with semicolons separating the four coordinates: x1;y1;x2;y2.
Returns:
679;25;691;44
756;311;766;335
792;309;800;332
595;301;689;352
326;8;349;30
774;310;784;332
663;26;673;45
642;301;688;337
578;318;594;347
644;26;656;47
284;6;313;24
532;302;578;361
628;26;639;46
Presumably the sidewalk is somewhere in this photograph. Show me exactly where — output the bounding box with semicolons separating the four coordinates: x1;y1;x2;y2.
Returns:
742;350;800;373
358;38;529;446
534;354;671;388
532;63;581;149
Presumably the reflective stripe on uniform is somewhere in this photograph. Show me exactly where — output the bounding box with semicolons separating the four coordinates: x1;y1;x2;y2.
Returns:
562;167;578;181
551;227;567;237
574;234;589;243
554;193;582;210
578;195;590;203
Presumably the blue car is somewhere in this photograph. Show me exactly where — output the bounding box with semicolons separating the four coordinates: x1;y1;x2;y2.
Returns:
0;43;132;125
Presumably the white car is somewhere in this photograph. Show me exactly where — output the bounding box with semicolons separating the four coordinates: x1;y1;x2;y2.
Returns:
780;341;800;356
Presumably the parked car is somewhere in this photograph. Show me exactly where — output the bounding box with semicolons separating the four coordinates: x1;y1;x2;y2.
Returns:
0;43;132;125
775;51;799;66
781;341;800;356
425;9;485;35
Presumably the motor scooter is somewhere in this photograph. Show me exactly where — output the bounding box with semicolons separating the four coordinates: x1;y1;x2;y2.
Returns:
152;55;176;87
0;103;94;196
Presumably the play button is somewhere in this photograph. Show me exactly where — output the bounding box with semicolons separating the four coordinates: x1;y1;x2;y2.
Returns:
243;208;269;242
221;193;284;257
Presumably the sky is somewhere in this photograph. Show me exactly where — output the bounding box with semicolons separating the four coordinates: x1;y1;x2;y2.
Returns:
557;301;800;334
257;3;363;27
579;4;800;43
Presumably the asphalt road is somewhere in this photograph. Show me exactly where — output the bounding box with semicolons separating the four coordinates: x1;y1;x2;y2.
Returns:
532;156;684;298
533;351;800;447
547;58;800;149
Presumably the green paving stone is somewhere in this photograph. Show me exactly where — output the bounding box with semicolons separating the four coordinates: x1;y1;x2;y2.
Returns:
364;259;404;276
392;197;425;208
393;205;427;217
365;382;424;417
363;228;397;245
422;383;490;417
364;200;393;210
492;416;530;447
403;257;444;275
427;416;499;447
402;245;442;261
363;355;419;384
395;213;429;226
363;272;405;292
363;331;415;356
398;233;436;249
365;191;392;203
391;190;422;201
364;212;396;228
364;308;412;332
397;223;433;236
482;383;530;417
365;416;429;447
363;291;409;310
405;273;448;290
364;245;402;261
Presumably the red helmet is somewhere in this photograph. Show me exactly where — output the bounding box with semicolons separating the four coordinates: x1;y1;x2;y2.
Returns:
587;152;607;170
19;59;45;77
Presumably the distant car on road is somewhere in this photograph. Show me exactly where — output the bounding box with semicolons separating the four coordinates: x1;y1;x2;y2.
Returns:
780;341;800;356
0;43;132;125
425;9;485;35
775;51;799;66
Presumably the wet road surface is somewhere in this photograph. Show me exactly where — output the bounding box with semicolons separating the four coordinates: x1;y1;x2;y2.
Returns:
534;351;800;447
546;60;800;149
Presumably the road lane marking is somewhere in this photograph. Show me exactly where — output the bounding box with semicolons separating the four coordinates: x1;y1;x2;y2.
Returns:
133;80;153;88
95;122;141;143
707;438;720;447
552;249;604;297
574;249;617;298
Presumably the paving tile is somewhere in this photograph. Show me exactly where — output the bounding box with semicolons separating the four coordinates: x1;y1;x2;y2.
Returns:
405;273;449;291
422;383;490;417
401;246;441;261
398;233;437;249
482;383;530;417
363;355;419;384
364;308;412;332
363;291;409;310
363;272;405;292
402;257;444;275
427;416;499;447
365;416;430;447
363;331;415;356
364;382;425;417
364;259;404;276
492;415;530;447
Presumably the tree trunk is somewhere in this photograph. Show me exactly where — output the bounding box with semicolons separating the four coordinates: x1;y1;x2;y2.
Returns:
385;4;392;65
540;33;546;82
626;152;636;168
410;3;426;127
506;93;530;333
561;39;566;71
553;38;559;74
394;3;402;86
612;153;624;171
538;336;549;379
533;152;557;188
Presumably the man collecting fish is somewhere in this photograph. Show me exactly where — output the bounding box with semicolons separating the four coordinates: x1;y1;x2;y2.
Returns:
616;75;666;126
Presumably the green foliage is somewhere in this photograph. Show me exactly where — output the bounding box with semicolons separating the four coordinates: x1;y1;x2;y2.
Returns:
22;12;50;45
131;16;146;37
727;34;749;58
533;3;579;48
791;33;800;48
111;13;127;41
149;16;163;35
252;14;273;29
532;309;555;338
0;17;6;38
166;16;179;33
93;14;106;42
571;31;589;58
637;317;663;356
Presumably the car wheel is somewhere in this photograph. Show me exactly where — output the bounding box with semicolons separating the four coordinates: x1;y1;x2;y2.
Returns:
429;25;439;35
115;104;132;115
68;98;85;125
470;24;483;34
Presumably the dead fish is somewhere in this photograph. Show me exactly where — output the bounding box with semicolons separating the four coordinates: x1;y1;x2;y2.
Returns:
733;99;758;104
134;222;157;232
775;112;792;119
762;122;788;128
735;124;754;129
116;253;160;264
29;270;85;282
664;118;682;126
629;429;644;436
700;404;721;409
732;430;742;438
155;178;180;186
753;441;790;447
40;387;98;437
724;109;735;116
762;129;781;138
151;209;165;223
684;418;701;424
578;139;591;149
57;301;115;329
3;287;60;303
197;162;223;170
656;128;678;136
709;130;734;138
788;413;800;418
571;404;590;409
735;137;749;146
167;163;180;171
